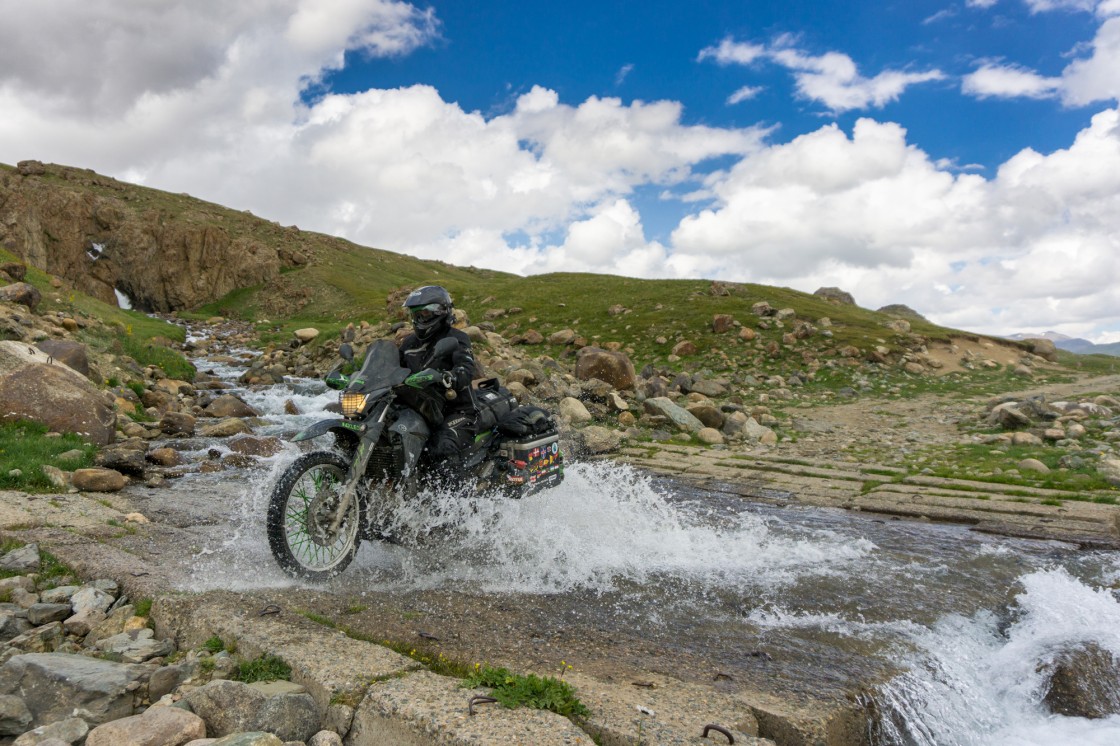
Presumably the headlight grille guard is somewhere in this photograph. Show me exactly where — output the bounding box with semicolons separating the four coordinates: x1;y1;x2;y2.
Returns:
340;392;368;417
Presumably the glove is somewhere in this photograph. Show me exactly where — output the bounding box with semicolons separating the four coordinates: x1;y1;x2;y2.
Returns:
404;368;441;388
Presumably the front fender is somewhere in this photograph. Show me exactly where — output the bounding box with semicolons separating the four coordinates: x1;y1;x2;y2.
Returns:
291;418;366;443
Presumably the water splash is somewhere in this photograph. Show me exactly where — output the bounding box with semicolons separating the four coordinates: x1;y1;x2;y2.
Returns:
873;567;1120;746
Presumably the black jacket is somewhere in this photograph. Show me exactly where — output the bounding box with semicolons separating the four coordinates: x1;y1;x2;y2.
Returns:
398;326;477;410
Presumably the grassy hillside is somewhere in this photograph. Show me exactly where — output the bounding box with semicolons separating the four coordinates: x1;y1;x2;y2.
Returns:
6;160;1109;395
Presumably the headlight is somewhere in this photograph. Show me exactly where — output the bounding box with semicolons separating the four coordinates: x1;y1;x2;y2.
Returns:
340;392;368;417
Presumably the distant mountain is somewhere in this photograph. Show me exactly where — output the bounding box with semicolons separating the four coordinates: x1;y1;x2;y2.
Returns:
1006;331;1120;357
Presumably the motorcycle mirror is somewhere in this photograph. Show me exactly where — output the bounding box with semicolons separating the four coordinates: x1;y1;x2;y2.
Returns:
430;337;457;360
339;342;354;362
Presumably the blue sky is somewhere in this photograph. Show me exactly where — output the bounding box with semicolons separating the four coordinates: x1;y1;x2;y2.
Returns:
1;0;1118;340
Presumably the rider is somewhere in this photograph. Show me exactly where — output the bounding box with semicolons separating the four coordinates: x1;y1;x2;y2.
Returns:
399;285;478;466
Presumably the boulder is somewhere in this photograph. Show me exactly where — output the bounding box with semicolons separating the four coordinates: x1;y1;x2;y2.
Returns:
227;436;283;458
1023;337;1060;362
0;283;41;310
697;427;725;445
185;680;320;742
670;340;697;357
293;328;320;345
69;587;114;616
643;398;703;433
199;418;252;438
146;447;182;467
814;287;856;305
0;363;116;445
574;347;636;391
159;412;196;437
577;426;623;454
0;653;151;727
558;397;593;425
686;403;724;429
95;445;148;476
205;394;259;418
85;705;206;746
988;403;1030;430
548;329;576;345
711;314;735;333
1042;642;1120;718
26;604;72;627
71;468;127;493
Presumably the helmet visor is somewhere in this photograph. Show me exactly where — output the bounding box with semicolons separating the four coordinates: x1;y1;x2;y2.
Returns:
411;303;444;324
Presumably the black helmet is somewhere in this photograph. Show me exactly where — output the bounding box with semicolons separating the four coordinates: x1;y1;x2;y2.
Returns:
403;285;453;340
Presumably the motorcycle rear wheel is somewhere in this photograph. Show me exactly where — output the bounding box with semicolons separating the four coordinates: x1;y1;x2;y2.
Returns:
267;450;363;581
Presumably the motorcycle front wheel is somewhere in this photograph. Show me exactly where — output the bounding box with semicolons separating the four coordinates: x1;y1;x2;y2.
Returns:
266;450;364;581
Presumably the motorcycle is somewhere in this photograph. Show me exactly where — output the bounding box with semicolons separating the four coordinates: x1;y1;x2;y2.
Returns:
266;337;564;580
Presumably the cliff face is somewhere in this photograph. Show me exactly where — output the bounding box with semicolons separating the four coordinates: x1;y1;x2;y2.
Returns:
0;162;307;311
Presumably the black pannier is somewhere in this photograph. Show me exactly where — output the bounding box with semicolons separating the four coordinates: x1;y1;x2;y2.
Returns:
472;378;519;431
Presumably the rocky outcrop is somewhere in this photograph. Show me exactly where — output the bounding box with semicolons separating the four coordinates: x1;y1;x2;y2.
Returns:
0;163;304;311
814;287;855;305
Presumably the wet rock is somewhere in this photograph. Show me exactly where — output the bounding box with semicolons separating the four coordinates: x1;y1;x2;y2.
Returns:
227;435;283;458
146;447;182;467
159;412;196;436
199;418;253;438
205;394;260;419
1042;642;1120;718
71;468;127;492
85;705;206;746
0;653;151;727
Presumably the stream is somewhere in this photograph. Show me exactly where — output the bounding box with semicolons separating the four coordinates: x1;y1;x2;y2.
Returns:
152;326;1120;745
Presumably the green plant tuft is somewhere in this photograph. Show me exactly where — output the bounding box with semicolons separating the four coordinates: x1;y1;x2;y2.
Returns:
234;654;292;683
463;664;589;719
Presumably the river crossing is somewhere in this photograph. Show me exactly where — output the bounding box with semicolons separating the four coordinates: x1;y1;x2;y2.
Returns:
135;326;1120;745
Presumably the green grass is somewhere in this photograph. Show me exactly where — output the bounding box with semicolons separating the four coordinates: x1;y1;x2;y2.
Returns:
234;653;292;683
904;443;1118;496
463;664;589;719
0;420;97;493
201;635;226;653
293;607;585;717
134;598;153;617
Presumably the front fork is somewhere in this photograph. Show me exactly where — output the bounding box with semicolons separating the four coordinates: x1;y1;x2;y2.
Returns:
326;401;432;537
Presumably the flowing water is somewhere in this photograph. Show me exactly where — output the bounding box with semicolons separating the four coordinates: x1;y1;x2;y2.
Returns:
170;333;1120;745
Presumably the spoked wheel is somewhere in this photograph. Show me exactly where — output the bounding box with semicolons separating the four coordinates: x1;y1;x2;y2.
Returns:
266;451;363;581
